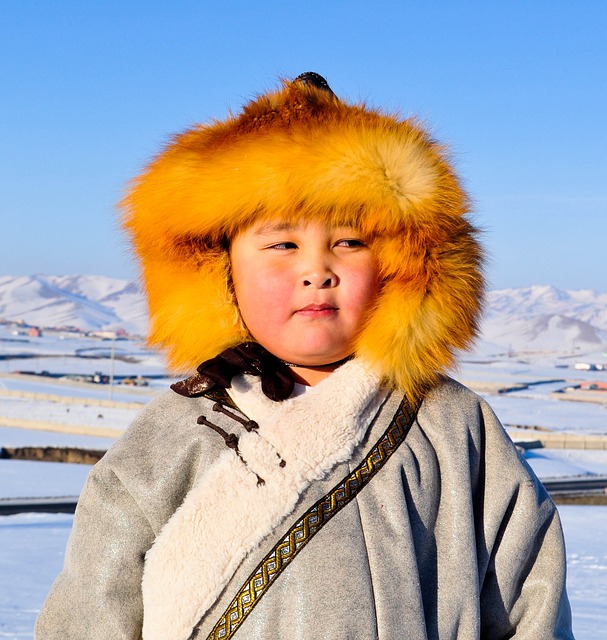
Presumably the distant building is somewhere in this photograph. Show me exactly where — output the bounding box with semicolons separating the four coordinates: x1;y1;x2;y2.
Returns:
90;330;117;340
574;362;605;371
580;381;607;392
27;327;42;337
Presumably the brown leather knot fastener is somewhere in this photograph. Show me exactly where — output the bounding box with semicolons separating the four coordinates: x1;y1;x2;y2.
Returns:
196;413;268;484
212;403;259;432
197;415;239;450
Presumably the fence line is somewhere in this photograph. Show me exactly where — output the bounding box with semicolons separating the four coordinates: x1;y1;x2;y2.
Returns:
0;416;122;438
0;388;144;410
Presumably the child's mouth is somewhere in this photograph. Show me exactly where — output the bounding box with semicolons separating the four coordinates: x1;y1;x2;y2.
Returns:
296;304;338;317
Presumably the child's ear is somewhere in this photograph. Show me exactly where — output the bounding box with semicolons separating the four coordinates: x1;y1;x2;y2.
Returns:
225;261;236;305
219;233;230;252
221;253;252;339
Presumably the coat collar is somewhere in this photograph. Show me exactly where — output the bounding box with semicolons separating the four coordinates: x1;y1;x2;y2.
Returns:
142;360;387;640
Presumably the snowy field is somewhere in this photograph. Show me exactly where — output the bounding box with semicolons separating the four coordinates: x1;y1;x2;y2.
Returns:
1;327;606;637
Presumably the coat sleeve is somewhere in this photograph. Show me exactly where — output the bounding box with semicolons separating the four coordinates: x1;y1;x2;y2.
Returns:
35;459;155;640
475;398;574;639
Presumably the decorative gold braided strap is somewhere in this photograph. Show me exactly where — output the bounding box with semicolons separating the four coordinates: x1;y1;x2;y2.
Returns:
188;395;418;640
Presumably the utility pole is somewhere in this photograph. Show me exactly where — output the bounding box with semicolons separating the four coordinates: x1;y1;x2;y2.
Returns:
109;333;116;401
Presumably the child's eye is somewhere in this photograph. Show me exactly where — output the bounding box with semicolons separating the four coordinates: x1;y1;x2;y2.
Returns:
267;241;298;250
335;238;366;248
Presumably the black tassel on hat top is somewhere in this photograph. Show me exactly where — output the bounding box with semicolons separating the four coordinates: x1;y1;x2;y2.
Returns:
293;72;336;97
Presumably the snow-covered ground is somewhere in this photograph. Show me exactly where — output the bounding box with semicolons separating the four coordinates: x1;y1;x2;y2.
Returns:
1;312;607;638
1;506;604;639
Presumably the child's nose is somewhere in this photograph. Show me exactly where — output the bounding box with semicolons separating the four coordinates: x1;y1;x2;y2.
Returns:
302;267;338;289
300;249;338;288
303;273;337;288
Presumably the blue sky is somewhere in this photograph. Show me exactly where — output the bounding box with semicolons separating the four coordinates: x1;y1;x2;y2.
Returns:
2;1;606;291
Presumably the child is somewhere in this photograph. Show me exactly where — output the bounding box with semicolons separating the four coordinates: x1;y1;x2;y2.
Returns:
36;73;573;639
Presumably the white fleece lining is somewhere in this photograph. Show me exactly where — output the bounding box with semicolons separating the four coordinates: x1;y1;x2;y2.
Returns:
141;360;386;640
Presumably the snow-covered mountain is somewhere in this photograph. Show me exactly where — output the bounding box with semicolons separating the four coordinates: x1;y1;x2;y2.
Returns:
1;277;606;355
480;285;607;354
0;275;147;335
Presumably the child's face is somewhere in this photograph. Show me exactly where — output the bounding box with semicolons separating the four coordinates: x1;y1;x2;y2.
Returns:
230;220;381;367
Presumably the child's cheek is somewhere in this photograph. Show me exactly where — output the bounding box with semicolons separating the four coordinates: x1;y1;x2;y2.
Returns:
256;266;294;306
342;263;382;315
236;266;295;341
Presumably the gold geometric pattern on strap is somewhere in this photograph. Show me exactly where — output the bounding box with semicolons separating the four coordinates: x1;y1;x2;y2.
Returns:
188;396;418;640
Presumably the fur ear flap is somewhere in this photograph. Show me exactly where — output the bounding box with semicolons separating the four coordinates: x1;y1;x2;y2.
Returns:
142;253;250;372
359;216;483;399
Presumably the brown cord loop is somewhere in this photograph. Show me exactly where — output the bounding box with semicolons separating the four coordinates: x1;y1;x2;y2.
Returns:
212;403;259;432
197;415;239;450
197;412;266;485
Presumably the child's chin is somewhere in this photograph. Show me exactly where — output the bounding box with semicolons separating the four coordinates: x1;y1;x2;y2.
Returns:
258;333;353;367
282;348;351;368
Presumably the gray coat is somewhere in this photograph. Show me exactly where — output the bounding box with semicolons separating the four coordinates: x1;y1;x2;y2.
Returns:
35;378;573;639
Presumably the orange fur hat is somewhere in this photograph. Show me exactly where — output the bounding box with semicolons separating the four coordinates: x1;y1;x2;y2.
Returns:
121;73;484;399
